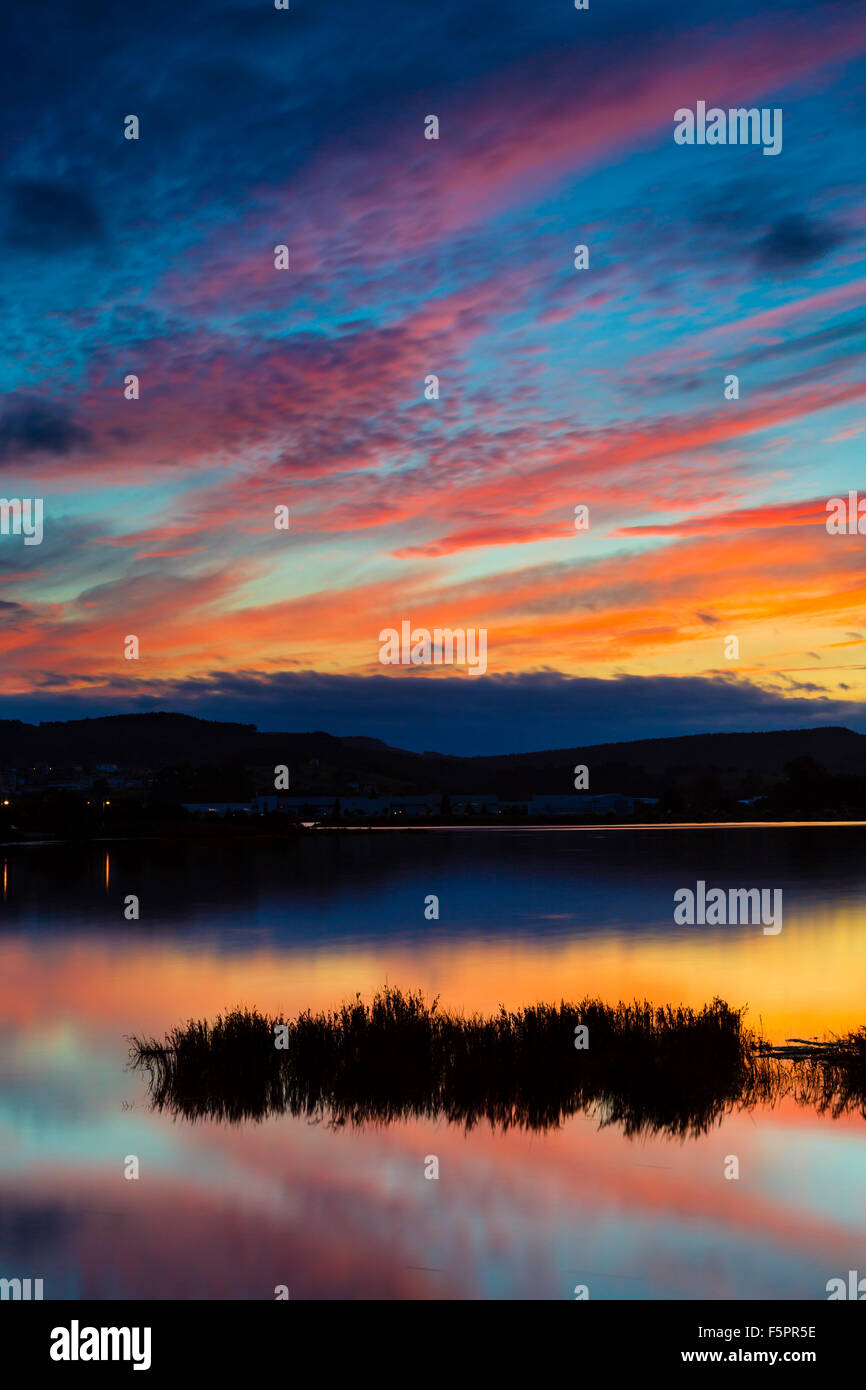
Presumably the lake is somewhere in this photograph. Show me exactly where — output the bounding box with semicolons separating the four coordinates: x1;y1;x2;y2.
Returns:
1;826;864;1299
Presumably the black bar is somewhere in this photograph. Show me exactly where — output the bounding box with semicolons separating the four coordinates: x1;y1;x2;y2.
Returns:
3;1299;860;1375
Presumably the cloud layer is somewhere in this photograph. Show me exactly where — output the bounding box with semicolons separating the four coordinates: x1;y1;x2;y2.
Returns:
1;0;865;743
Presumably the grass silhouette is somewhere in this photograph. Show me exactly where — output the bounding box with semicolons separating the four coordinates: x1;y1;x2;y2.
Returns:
129;987;866;1137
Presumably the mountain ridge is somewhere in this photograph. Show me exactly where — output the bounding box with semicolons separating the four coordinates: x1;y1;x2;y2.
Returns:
2;712;865;800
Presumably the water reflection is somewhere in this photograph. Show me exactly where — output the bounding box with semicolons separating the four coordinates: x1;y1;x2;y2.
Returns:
2;828;866;1299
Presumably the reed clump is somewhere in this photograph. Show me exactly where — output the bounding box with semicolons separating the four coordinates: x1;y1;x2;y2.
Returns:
130;986;763;1137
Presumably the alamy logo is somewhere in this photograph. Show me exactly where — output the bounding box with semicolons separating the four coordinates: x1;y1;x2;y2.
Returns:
50;1321;152;1371
0;497;43;545
674;102;782;156
379;620;487;675
826;492;866;534
827;1270;866;1299
0;1276;43;1299
674;880;782;934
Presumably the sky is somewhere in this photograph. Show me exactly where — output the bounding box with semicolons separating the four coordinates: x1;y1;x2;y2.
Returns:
1;0;865;753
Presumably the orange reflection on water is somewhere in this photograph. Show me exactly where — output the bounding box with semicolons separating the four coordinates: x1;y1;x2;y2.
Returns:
0;896;864;1042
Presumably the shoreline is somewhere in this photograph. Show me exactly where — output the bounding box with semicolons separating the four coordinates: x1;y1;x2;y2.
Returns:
2;818;866;847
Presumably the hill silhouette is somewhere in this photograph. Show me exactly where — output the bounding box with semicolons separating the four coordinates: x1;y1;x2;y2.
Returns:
2;712;866;808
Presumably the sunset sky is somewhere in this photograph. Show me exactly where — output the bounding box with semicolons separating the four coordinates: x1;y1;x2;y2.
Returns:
1;0;865;752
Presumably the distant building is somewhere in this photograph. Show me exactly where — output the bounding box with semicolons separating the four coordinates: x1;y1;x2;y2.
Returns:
528;793;658;818
338;796;389;817
450;794;500;815
254;795;339;818
388;795;441;819
181;791;658;822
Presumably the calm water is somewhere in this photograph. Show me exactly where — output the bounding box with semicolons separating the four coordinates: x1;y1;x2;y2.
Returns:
1;826;864;1300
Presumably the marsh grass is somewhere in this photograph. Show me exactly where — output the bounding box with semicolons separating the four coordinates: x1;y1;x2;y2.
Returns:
128;986;781;1137
753;1029;866;1118
130;988;866;1137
